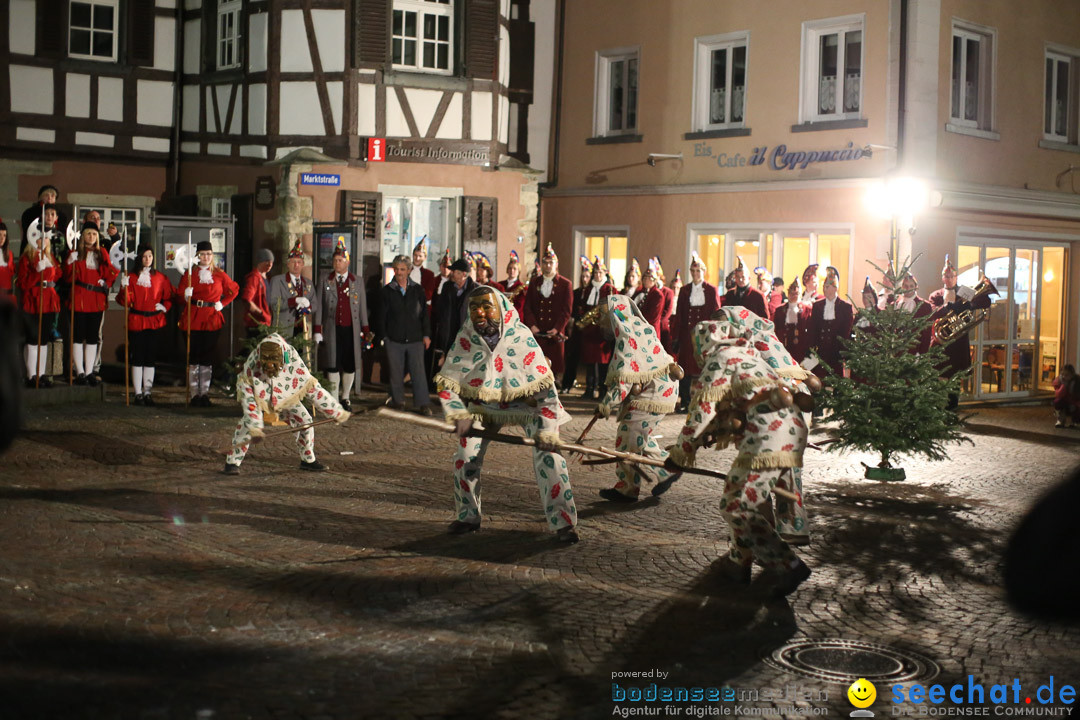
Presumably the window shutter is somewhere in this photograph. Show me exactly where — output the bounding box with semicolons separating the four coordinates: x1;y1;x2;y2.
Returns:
508;16;534;94
354;0;389;67
202;0;219;72
341;190;383;258
462;196;497;260
36;0;67;59
464;0;498;79
127;0;157;66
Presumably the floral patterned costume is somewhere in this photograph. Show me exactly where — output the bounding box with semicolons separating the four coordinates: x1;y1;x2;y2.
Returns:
671;307;814;570
597;294;680;499
227;334;349;468
434;286;578;532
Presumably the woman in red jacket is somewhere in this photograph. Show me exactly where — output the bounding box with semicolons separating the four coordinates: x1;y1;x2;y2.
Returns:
116;244;174;406
64;222;118;386
17;236;62;387
176;240;239;406
0;218;14;299
638;260;666;338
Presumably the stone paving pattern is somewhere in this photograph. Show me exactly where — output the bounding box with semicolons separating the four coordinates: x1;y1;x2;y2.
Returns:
1;387;1079;719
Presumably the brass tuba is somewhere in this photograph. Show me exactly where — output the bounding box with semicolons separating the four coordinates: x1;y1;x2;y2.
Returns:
931;276;998;344
575;304;605;329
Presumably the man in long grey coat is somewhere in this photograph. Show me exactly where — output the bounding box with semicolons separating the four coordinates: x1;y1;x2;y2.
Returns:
314;239;370;411
268;239;319;345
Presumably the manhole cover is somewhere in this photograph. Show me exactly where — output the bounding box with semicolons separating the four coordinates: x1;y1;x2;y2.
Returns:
763;639;939;684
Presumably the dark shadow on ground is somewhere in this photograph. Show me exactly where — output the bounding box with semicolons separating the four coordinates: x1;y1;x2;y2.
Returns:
963;422;1080;448
18;430;199;466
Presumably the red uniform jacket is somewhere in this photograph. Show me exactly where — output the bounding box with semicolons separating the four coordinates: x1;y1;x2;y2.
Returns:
0;249;15;296
523;273;573;374
772;301;811;362
579;281;616;364
766;289;785;318
64;249;118;313
900;296;935;354
175;267;240;332
721;286;769;319
639;286;666;339
240;269;271;328
116;271;174;331
17;250;62;314
496;276;527;317
676;282;720;376
659;285;676;351
807;297;854;377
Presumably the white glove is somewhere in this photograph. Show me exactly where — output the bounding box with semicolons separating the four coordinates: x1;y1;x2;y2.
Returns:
120;275;129;288
213;301;223;312
295;297;311;309
97;278;106;287
184;286;193;299
155;303;167;313
67;252;78;265
314;332;323;344
36;259;51;272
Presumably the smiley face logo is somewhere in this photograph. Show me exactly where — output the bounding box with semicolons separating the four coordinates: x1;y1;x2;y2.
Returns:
847;678;876;708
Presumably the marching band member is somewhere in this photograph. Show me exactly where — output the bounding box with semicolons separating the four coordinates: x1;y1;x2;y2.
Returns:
652;257;676;354
523;243;573;386
806;266;854;379
116;244;174;405
674;252;720;411
562;255;592;393
894;269;934;353
64;221;118;386
622;258;643;304
0;218;14;298
720;257;769;318
494;250;527;318
928;255;993;409
177;240;240;406
638;259;666;339
16;228;61;387
579;256;616;400
800;264;824;304
315;238;371;411
773;276;810;362
410;237;439;305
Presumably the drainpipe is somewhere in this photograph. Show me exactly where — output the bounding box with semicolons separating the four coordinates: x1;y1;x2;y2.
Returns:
535;0;565;258
897;0;908;168
168;8;184;197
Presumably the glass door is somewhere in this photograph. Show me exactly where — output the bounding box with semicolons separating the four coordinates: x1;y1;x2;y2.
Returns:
579;232;628;287
962;242;1067;399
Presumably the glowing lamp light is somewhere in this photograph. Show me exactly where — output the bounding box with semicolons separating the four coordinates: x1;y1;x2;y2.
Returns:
864;177;930;221
710;236;720;246
1044;269;1055;283
736;240;745;247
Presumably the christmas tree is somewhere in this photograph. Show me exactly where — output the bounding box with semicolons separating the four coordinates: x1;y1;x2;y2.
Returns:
818;302;970;481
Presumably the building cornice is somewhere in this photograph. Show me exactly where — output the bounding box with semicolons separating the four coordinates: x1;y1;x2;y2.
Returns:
539;177;876;198
932;181;1080;222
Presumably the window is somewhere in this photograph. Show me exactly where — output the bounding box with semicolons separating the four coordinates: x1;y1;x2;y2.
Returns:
577;230;628;287
595;47;639;137
381;195;459;267
949;21;995;132
217;0;242;70
693;33;748;131
392;0;453;74
212;198;232;220
68;0;118;62
801;16;863;122
1045;49;1079;144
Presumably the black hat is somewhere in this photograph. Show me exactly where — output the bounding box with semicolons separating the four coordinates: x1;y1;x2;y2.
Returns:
449;258;470;272
196;240;213;253
81;221;99;234
37;184;58;198
42;203;58;213
136;243;154;258
0;216;7;232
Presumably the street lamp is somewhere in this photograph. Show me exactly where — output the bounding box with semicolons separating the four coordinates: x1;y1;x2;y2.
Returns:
863;176;930;262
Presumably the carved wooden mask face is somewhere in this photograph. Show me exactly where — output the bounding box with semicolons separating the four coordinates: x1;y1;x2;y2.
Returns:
468;290;500;336
258;342;284;378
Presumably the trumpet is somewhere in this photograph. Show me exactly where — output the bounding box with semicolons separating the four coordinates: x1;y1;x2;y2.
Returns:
505;282;528;300
575;304;605;329
932;276;998;344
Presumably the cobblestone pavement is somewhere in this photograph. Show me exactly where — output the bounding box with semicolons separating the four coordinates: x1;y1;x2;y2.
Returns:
1;387;1079;720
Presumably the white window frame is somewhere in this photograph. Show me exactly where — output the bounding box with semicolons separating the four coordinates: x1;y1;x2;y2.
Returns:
593;46;640;137
211;198;233;220
799;14;864;123
68;0;119;63
573;226;630;287
692;32;749;132
391;0;454;76
217;0;242;71
1044;48;1078;144
948;20;996;132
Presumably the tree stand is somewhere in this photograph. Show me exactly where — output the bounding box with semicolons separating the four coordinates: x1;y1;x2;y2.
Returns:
862;461;906;481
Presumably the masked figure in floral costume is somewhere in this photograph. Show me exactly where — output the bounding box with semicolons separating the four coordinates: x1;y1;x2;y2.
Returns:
669;306;817;596
223;333;350;475
434;285;580;543
595;294;684;502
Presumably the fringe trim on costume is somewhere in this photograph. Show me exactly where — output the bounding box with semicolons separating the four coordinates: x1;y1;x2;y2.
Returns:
776;366;813;381
607;365;670;387
695;376;779;404
668;444;696;469
471;407;538;427
628;398;678;415
536;431;562;449
443;408;473;423
435;372;555;404
732;450;804;470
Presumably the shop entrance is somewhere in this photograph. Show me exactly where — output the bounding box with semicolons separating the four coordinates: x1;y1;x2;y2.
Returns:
956;238;1067;399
